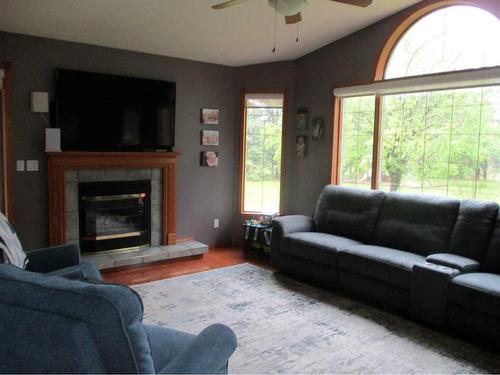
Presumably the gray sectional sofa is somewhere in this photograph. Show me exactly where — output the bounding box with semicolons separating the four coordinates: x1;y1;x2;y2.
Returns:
272;185;500;347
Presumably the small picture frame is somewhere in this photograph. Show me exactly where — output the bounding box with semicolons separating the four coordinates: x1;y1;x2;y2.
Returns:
296;135;307;157
311;117;325;141
296;108;308;131
201;130;219;146
201;108;219;125
200;151;219;167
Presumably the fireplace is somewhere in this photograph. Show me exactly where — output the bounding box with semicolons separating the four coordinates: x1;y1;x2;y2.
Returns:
78;180;151;253
47;152;178;247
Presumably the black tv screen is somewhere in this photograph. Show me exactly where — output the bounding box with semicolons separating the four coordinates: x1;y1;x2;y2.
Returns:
55;69;176;151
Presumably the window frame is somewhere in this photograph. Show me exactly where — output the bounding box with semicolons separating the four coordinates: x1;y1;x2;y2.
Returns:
239;88;288;216
331;0;500;194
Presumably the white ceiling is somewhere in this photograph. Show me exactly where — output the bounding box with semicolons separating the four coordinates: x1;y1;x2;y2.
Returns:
0;0;421;67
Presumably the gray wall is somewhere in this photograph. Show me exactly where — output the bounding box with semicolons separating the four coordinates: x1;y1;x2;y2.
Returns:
289;3;423;214
0;32;237;248
289;0;500;214
232;61;297;244
0;1;442;249
235;61;297;214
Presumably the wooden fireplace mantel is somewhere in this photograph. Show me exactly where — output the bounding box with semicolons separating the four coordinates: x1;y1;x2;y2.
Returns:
47;151;179;246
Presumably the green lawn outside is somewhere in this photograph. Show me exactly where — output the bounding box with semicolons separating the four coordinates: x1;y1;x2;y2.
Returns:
382;179;500;201
346;179;500;202
245;177;499;214
244;179;281;214
336;179;500;202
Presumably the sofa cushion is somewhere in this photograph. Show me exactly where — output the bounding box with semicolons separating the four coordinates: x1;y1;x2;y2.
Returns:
312;185;386;243
448;199;498;261
374;193;460;256
338;245;426;289
282;232;363;267
448;273;500;320
483;211;500;273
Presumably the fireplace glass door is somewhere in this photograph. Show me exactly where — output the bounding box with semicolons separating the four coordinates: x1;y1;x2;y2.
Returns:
79;180;151;253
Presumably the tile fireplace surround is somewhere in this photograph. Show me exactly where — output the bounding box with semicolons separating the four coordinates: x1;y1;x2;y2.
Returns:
46;152;209;270
47;152;179;246
65;168;160;247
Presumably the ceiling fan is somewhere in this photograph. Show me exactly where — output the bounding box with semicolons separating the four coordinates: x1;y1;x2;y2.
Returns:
211;0;373;24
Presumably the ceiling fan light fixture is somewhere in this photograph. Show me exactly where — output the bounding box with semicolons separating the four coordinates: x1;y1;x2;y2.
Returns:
267;0;308;16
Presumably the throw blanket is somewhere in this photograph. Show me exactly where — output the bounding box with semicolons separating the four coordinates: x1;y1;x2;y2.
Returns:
0;212;27;268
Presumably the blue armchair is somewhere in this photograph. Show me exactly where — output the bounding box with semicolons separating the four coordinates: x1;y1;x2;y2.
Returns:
0;263;238;373
0;208;101;280
25;243;103;280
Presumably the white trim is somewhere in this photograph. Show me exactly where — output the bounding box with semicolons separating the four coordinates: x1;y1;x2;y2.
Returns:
334;66;500;98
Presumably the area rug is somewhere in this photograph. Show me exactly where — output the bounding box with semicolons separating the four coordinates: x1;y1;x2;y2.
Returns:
133;264;500;373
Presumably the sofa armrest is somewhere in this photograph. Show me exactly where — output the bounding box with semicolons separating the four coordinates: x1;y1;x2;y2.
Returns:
410;262;460;326
271;215;314;268
159;324;237;374
426;253;480;273
25;244;81;273
272;215;314;238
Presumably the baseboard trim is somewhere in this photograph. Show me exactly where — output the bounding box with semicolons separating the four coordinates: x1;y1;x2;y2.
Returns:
176;236;194;243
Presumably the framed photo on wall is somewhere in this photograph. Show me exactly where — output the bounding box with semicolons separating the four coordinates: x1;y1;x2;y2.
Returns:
296;108;308;131
296;135;307;157
311;117;324;141
201;108;219;125
200;151;219;167
201;130;219;146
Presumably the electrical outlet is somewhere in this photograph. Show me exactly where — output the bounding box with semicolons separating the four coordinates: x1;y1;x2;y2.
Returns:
16;160;25;172
26;160;39;172
213;219;219;229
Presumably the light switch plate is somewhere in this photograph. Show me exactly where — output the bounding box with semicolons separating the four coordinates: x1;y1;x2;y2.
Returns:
16;160;25;172
26;160;39;172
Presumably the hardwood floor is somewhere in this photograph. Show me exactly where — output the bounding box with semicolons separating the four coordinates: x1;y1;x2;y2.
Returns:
102;247;273;285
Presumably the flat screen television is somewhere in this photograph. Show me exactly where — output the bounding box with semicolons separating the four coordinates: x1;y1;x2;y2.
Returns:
54;69;176;151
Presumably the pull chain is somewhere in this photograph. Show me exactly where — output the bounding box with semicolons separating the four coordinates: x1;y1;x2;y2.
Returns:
272;0;277;53
296;23;299;43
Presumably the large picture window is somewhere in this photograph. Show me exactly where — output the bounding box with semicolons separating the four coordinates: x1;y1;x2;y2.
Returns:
380;86;500;201
334;4;500;203
241;91;286;214
339;96;375;189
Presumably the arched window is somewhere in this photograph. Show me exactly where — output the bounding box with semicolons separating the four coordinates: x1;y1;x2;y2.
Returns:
334;2;500;202
385;6;500;78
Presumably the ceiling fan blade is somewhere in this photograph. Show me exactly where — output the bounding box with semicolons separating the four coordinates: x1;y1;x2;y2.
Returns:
330;0;373;7
211;0;251;10
285;12;302;25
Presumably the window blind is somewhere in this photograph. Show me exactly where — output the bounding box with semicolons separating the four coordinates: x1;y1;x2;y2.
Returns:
245;93;285;108
334;66;500;98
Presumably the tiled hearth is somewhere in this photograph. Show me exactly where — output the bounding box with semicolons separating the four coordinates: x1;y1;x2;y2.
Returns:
47;152;208;271
47;151;208;269
83;240;208;270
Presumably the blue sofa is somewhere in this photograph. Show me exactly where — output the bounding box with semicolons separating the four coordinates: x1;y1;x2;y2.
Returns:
272;185;500;347
0;263;237;373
